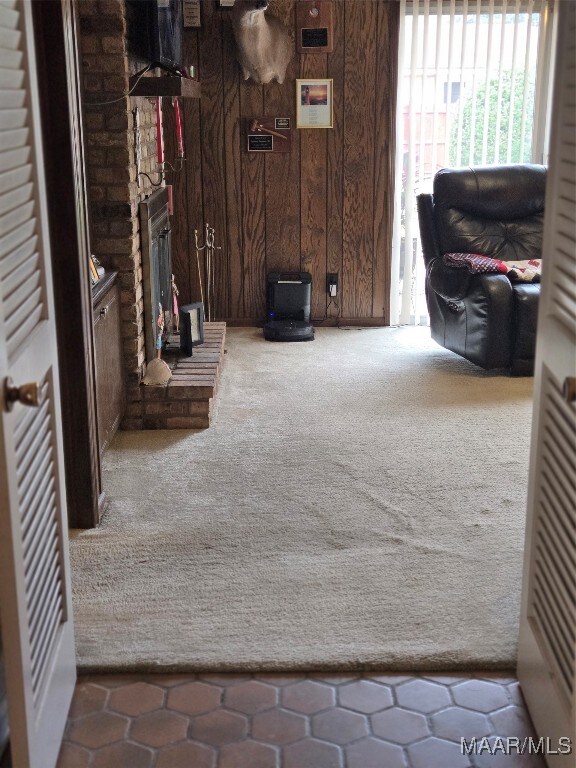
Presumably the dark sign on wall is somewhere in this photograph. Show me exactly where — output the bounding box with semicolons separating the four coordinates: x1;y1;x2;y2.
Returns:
301;27;329;48
247;134;274;152
296;0;334;53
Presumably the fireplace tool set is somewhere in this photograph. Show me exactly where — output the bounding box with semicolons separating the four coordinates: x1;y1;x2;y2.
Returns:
194;223;222;322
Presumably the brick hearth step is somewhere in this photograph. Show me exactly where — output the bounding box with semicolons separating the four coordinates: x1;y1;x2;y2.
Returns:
122;322;226;430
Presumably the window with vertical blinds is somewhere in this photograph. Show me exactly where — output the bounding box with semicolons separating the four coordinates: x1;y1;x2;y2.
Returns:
391;0;554;326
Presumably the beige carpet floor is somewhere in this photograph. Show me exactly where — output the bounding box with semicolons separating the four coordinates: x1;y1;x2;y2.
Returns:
70;327;534;672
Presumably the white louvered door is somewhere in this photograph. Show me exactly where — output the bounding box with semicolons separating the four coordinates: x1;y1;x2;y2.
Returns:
517;0;576;762
0;2;76;767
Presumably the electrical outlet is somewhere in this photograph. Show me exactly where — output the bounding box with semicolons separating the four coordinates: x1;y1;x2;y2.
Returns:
327;273;338;297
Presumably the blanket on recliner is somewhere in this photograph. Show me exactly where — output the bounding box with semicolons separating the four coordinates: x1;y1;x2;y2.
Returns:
443;252;542;282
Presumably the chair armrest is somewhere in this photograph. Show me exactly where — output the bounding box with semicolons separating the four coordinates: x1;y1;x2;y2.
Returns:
427;257;471;302
473;272;514;303
428;259;514;310
416;193;441;267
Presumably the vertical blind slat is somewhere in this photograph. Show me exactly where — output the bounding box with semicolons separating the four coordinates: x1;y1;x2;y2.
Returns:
455;0;469;166
481;0;496;164
430;0;443;176
494;0;509;163
390;0;408;325
519;0;535;160
506;0;522;162
401;1;421;324
442;0;457;161
415;0;431;318
468;0;483;164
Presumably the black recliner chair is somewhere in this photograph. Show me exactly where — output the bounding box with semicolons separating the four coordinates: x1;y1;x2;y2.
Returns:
417;164;546;375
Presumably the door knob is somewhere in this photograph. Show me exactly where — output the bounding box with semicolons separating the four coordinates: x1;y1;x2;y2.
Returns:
4;377;40;412
563;377;576;404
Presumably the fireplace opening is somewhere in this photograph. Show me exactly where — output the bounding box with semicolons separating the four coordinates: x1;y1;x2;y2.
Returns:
139;187;172;365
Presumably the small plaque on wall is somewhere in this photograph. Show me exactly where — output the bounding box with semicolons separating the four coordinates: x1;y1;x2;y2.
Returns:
183;0;201;28
301;27;329;48
296;0;334;54
246;117;292;153
248;134;274;152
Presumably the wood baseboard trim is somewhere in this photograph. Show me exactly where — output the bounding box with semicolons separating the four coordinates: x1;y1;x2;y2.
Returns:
221;318;390;328
317;318;389;327
223;319;262;327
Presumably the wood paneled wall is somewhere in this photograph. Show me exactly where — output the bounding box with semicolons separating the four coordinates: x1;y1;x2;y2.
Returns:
165;0;399;325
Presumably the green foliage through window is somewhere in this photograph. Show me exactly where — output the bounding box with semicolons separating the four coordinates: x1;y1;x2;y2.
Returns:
448;70;535;166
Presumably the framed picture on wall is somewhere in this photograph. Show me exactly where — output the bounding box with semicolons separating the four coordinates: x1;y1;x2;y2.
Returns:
296;78;333;129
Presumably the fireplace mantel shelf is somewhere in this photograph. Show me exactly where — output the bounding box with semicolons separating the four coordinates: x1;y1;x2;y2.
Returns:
129;75;201;98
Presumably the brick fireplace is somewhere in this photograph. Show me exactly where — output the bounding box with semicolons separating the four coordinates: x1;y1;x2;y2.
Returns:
77;0;223;431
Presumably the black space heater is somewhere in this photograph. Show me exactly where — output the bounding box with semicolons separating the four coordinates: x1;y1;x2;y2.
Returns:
263;272;315;342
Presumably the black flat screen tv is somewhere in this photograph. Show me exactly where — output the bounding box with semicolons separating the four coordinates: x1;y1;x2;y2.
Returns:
126;0;183;72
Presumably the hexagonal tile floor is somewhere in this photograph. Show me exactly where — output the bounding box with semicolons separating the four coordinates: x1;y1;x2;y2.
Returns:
55;672;545;767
